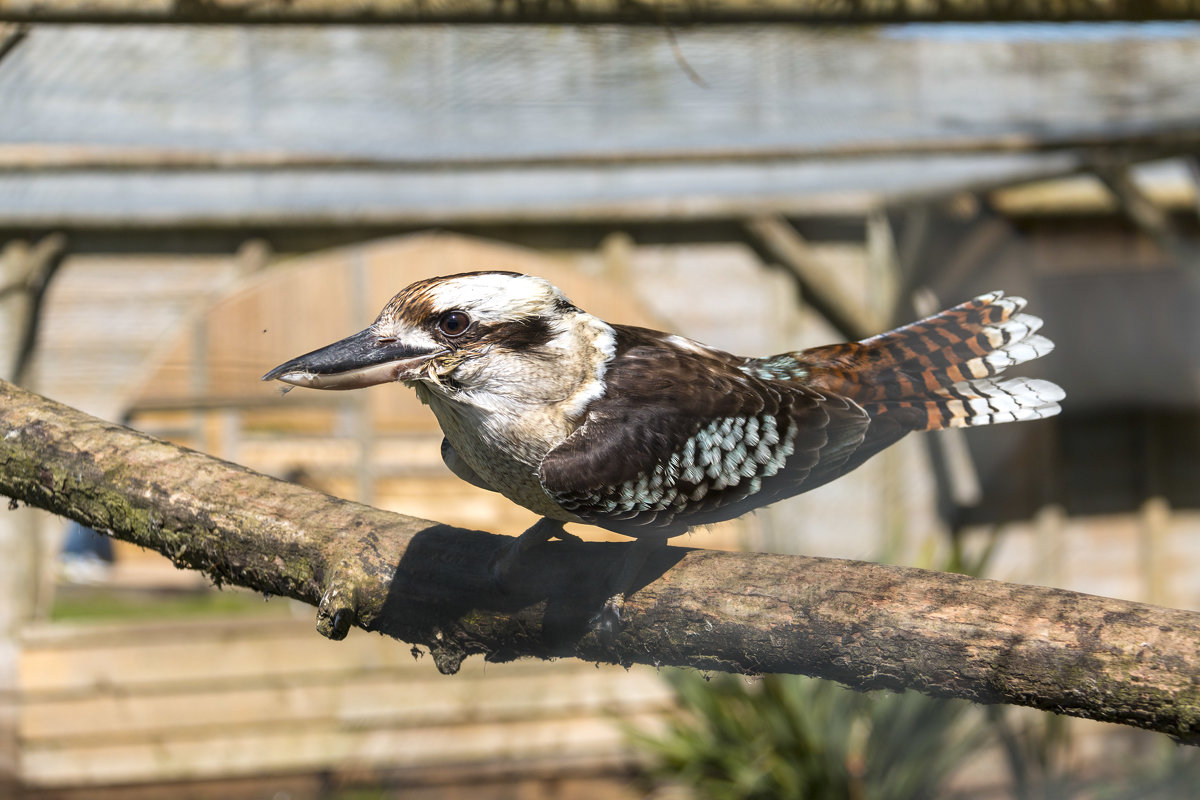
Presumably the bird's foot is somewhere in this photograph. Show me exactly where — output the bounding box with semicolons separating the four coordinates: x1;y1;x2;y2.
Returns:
590;592;626;637
588;536;667;637
488;517;572;593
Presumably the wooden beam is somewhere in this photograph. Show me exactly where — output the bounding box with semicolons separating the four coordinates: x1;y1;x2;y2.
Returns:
1092;162;1200;275
0;194;882;236
0;0;1198;25
1093;163;1177;240
1185;155;1200;221
0;233;68;387
744;214;878;340
5;127;1200;173
0;225;52;798
0;22;26;64
932;203;1013;299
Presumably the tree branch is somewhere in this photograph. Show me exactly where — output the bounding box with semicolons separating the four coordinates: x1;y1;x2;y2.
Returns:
1;378;1198;742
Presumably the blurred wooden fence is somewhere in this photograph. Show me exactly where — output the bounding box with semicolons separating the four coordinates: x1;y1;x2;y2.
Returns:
15;617;671;798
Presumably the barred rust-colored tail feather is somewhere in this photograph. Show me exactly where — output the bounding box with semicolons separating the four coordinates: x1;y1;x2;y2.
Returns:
791;291;1064;431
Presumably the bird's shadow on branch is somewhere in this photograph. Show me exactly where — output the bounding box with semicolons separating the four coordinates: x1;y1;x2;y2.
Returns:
371;524;688;671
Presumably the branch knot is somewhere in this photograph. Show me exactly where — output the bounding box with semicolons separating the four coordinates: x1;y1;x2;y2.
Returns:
316;567;359;641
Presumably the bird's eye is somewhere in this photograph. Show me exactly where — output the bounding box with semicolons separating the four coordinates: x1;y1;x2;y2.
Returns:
437;311;471;337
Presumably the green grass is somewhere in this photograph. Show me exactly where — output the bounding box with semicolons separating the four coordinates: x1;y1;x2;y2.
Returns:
50;585;295;623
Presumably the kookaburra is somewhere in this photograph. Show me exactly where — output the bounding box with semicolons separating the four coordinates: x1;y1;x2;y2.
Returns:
264;271;1063;617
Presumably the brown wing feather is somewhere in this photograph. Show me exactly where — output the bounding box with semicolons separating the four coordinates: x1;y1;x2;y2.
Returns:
538;326;870;536
540;293;1060;537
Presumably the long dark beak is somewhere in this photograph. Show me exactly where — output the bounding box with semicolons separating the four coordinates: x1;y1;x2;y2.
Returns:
261;328;442;390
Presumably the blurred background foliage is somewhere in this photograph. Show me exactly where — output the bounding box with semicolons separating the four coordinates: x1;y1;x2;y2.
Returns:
631;671;984;800
632;668;1200;800
629;543;1200;799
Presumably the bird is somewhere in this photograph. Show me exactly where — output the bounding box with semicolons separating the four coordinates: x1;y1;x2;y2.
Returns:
263;271;1063;621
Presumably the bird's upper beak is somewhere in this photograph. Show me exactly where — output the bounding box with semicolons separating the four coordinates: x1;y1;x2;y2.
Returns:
261;327;444;390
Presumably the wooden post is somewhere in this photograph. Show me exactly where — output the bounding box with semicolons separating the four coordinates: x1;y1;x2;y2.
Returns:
1139;496;1171;607
1033;503;1067;590
1140;414;1171;607
599;230;635;288
866;209;908;560
0;239;41;792
1186;156;1200;222
0;238;52;619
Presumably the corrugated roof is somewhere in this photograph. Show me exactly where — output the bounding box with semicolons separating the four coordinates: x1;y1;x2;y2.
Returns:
0;25;1197;222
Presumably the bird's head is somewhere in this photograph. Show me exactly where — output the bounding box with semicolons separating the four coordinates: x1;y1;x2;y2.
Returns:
262;271;580;394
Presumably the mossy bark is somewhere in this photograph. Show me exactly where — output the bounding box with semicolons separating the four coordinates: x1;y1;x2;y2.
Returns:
1;379;1198;742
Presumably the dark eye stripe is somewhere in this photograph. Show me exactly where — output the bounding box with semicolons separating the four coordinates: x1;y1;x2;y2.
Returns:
485;317;557;351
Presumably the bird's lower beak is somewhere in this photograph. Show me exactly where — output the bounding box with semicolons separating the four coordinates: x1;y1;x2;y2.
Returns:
261;327;443;390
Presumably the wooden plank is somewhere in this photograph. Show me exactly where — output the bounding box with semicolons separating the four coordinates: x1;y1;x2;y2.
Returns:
20;709;664;788
21;763;636;800
19;634;409;695
19;618;436;694
22;617;354;649
18;617;673;788
16;618;676;786
19;617;666;687
7;128;1200;173
20;662;672;741
0;0;1197;26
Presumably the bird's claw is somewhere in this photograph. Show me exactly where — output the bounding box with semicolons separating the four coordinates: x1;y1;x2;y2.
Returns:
590;592;626;637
